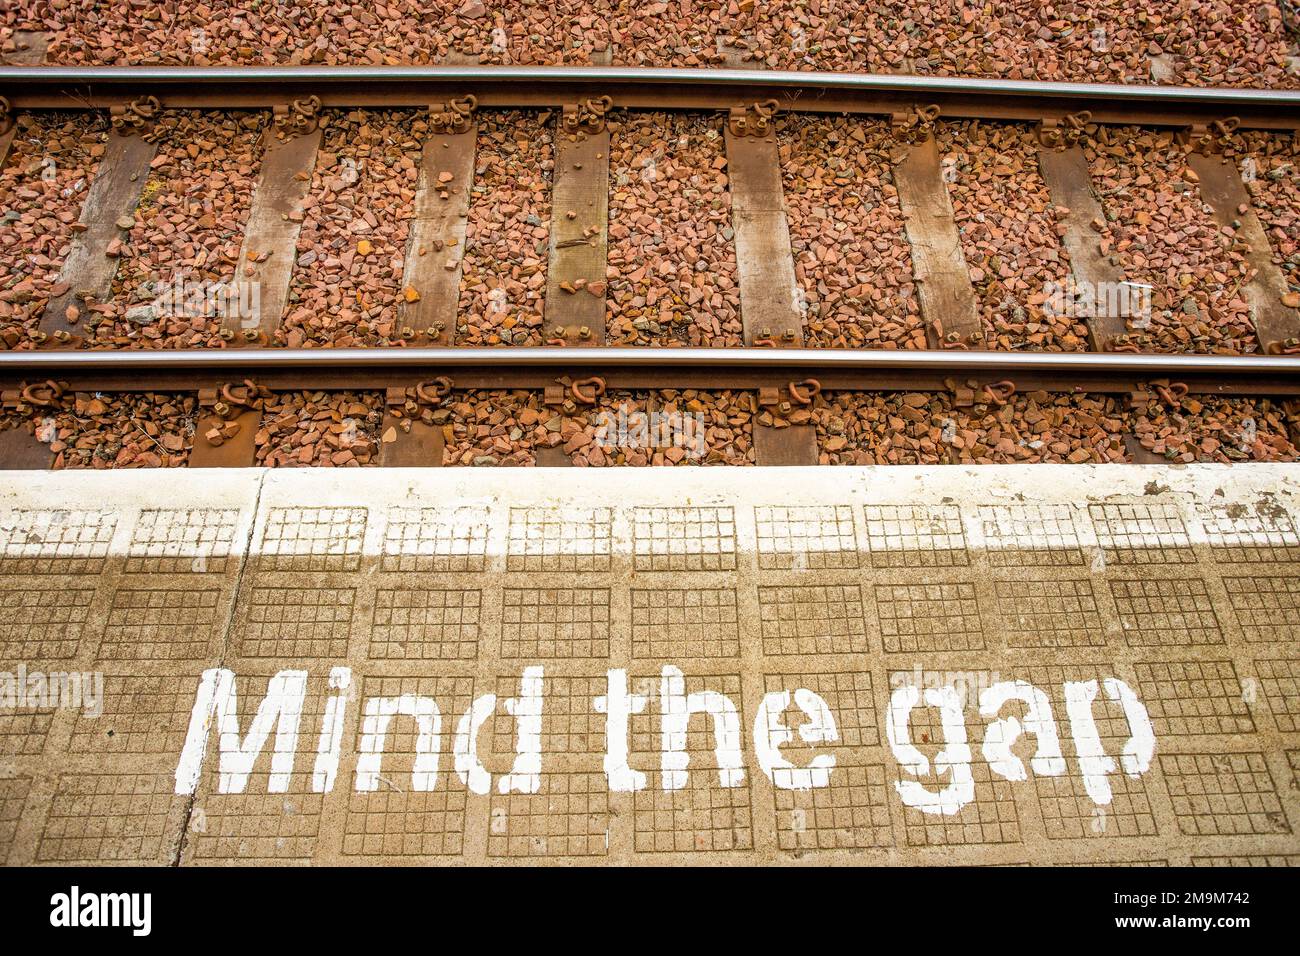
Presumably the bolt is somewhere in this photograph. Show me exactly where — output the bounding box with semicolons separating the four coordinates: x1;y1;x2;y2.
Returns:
242;328;260;342
578;326;592;339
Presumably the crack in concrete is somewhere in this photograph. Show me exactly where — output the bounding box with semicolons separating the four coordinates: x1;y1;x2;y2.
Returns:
171;469;268;867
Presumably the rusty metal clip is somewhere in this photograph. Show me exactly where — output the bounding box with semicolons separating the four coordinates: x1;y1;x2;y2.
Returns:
202;379;267;419
788;379;822;405
891;104;941;144
1107;333;1142;353
0;96;11;137
414;377;453;407
1267;337;1300;355
430;95;477;135
561;96;613;135
219;381;256;408
570;376;606;405
932;321;977;350
728;99;780;137
1153;380;1189;407
18;380;65;408
110;95;161;137
983;380;1017;407
386;378;454;419
1182;117;1241;156
1037;110;1092;150
757;380;819;413
274;95;323;138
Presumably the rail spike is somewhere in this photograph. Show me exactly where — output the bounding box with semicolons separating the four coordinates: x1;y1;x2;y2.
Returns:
1037;110;1092;150
561;96;613;136
200;379;270;420
109;95;161;138
414;377;454;408
387;377;454;422
891;104;941;144
429;95;477;135
273;95;323;139
1181;117;1242;156
728;99;780;137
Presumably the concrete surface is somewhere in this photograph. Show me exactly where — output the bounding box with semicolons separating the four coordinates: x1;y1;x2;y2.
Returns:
0;464;1296;866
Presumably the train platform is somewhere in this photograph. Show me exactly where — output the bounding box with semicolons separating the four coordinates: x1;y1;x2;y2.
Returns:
0;464;1296;866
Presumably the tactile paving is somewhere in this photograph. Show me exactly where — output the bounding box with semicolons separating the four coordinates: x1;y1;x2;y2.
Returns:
0;465;1296;867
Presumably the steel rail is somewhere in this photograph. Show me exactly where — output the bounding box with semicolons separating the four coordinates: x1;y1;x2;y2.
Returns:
5;65;1299;128
4;346;1300;374
4;348;1300;398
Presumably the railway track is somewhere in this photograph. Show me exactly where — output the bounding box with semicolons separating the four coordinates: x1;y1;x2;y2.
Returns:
1;46;1300;880
1;65;1299;467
